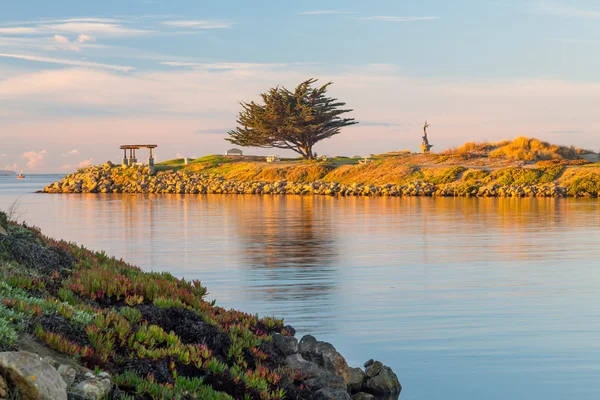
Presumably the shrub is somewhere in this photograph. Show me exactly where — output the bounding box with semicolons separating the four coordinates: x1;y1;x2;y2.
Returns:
463;169;490;181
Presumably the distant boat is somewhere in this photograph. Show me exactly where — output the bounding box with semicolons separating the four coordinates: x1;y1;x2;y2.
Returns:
17;173;25;179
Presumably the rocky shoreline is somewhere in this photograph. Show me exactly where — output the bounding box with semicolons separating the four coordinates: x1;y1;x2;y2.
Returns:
0;212;400;400
41;163;596;198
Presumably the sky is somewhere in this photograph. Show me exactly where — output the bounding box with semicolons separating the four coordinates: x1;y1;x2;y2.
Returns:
1;0;600;172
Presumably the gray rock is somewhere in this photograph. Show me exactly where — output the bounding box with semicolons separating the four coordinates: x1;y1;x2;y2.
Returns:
0;225;6;236
304;374;346;391
69;376;112;400
348;367;365;393
310;387;351;400
352;393;376;400
284;354;321;378
299;335;319;356
364;366;401;396
0;374;8;398
365;361;383;379
0;351;67;400
299;335;350;383
364;359;374;368
57;365;77;388
272;333;298;357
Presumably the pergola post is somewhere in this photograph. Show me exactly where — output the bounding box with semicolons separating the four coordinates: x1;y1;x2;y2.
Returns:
120;144;157;173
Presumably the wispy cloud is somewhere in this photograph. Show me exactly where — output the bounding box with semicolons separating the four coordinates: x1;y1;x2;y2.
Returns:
0;17;121;26
358;16;440;22
0;53;134;71
161;61;287;70
537;1;600;18
62;149;79;157
195;128;229;134
0;27;40;34
43;22;152;37
298;10;357;15
162;20;233;29
357;121;404;127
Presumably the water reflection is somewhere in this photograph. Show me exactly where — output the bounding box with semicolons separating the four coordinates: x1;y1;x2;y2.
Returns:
231;196;339;332
2;180;600;400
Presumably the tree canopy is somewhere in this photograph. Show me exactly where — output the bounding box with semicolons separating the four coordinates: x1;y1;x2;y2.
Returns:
226;78;358;160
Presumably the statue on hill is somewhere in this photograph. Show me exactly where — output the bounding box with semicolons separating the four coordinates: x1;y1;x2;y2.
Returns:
421;121;433;154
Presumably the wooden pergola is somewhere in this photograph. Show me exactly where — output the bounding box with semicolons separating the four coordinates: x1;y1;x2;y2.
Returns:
119;144;157;160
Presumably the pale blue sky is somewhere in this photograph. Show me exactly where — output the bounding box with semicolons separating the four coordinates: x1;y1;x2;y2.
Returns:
1;0;600;171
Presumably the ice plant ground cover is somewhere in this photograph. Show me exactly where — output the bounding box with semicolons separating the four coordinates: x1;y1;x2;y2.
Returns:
0;211;311;400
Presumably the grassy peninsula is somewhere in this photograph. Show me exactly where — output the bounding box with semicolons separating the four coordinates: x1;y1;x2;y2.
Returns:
44;137;600;197
0;212;399;399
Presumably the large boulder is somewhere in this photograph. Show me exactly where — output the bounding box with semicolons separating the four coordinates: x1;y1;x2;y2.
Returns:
310;387;351;400
284;354;321;378
352;393;376;400
0;351;67;400
271;333;299;358
304;374;346;391
365;360;383;379
299;335;350;383
348;367;365;393
363;365;401;397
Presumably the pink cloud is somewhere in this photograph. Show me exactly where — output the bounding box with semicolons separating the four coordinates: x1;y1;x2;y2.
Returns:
21;149;46;169
77;158;93;168
53;34;69;44
77;34;95;44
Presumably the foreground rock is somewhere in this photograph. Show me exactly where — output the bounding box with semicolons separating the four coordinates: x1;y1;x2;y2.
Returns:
0;351;67;400
268;334;400;400
41;163;584;197
0;351;114;400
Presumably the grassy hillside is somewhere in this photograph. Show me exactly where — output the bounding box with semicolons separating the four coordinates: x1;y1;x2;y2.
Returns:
153;138;598;188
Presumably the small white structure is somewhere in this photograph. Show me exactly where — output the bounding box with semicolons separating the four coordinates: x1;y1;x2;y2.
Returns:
266;155;281;163
226;148;243;156
316;155;328;161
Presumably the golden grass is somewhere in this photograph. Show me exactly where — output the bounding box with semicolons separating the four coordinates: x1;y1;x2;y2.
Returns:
443;137;590;161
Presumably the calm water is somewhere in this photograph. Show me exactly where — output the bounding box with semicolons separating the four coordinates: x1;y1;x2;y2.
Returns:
1;175;600;400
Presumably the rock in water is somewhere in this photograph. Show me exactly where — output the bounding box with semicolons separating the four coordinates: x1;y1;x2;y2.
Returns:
0;351;67;400
310;387;351;400
351;393;376;400
347;367;365;393
365;360;383;378
363;364;401;396
299;335;350;383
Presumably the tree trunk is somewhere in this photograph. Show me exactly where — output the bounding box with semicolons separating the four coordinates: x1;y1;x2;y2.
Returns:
305;146;314;160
